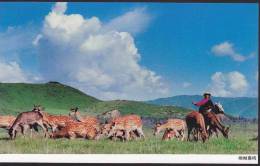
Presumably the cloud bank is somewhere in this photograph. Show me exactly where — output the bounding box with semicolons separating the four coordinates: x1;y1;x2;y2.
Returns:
208;71;248;97
34;2;169;100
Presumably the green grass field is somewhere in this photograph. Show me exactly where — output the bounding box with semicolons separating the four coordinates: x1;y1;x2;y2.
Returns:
0;82;258;154
0;123;257;154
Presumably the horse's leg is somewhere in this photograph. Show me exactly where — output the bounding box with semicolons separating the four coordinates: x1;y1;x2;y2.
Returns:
187;127;191;141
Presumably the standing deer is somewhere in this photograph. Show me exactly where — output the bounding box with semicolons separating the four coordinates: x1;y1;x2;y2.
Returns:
34;106;75;133
107;114;145;141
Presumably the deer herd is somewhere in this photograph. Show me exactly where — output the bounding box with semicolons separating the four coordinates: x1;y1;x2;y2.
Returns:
0;104;230;143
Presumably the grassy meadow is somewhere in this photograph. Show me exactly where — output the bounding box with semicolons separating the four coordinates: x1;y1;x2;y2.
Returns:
0;82;258;154
0;123;257;154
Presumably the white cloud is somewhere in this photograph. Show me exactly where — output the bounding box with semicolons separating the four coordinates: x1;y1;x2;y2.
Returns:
208;71;249;97
211;41;252;62
35;2;169;100
52;2;67;15
104;7;151;35
182;82;191;88
0;61;28;83
256;71;258;81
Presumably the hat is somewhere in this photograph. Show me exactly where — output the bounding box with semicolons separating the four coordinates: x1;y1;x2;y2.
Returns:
203;92;211;96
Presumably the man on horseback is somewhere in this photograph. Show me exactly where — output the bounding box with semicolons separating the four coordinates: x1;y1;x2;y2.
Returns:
192;92;230;138
192;92;215;115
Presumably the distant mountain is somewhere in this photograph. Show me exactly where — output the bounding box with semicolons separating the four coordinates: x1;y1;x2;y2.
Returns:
147;95;258;119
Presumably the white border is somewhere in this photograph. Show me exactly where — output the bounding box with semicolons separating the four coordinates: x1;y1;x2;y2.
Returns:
0;154;258;164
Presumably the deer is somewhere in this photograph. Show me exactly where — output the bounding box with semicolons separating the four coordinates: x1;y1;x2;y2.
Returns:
50;121;101;140
106;114;145;141
8;106;48;139
33;106;75;133
154;118;186;141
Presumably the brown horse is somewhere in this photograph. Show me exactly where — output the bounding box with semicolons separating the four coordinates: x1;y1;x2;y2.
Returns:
185;111;208;143
203;111;230;138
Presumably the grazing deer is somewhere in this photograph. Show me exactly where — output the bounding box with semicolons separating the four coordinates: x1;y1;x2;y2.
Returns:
162;129;177;141
107;114;145;141
154;119;186;141
100;122;137;141
186;111;208;143
8;106;48;139
0;115;16;129
50;121;100;140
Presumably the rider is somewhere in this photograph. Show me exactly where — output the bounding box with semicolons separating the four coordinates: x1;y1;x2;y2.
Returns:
192;92;215;115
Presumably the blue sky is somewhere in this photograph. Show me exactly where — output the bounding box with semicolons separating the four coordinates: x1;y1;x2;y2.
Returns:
0;2;258;100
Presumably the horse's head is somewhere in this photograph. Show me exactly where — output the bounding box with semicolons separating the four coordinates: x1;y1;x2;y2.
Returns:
214;102;225;114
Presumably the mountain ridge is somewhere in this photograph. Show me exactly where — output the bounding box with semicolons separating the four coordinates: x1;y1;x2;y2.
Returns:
147;95;258;119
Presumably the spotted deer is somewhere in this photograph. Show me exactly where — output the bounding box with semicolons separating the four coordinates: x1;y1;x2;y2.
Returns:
154;119;186;141
0;115;16;129
107;114;145;141
50;121;100;140
34;106;75;133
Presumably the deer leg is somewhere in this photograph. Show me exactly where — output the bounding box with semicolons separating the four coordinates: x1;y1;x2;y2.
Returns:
125;130;130;141
37;121;48;138
20;125;25;137
136;127;145;139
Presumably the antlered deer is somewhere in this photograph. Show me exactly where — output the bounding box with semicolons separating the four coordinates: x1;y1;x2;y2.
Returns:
185;111;208;143
8;106;48;139
50;121;100;140
107;114;145;141
154;119;186;141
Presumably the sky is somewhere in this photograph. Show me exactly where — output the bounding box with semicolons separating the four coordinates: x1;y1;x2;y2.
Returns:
0;2;258;100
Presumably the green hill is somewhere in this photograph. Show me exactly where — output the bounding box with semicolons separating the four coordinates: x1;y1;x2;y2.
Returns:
0;82;190;119
0;82;100;115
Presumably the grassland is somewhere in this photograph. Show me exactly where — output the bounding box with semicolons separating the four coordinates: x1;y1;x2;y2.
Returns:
0;82;258;154
0;122;257;154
